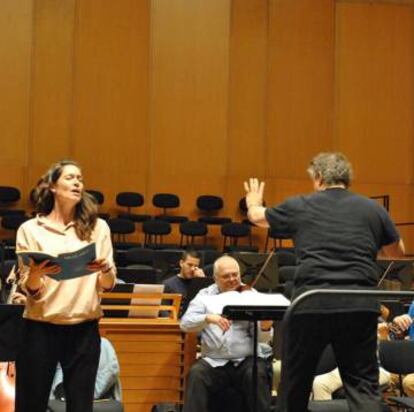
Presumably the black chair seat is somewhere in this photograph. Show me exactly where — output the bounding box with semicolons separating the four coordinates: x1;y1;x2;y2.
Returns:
118;213;151;223
125;247;154;266
155;215;188;224
113;242;141;251
224;245;259;253
183;244;217;251
1;215;29;231
117;267;159;284
0;209;26;217
198;216;232;225
48;399;123;412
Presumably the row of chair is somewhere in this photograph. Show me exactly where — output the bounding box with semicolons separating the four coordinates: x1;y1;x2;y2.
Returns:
108;218;261;252
0;186;246;225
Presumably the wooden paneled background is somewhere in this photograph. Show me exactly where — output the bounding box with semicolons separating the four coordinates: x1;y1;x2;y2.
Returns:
1;0;414;250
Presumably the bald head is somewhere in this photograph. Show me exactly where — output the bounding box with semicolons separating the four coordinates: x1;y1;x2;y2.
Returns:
213;256;241;292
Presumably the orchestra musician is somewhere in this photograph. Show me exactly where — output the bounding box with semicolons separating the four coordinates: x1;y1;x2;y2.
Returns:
163;250;205;317
245;152;405;412
14;160;116;412
180;255;273;412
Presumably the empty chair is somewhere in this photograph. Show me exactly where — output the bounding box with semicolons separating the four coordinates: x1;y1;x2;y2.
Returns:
179;221;214;249
153;249;185;282
221;222;258;253
124;247;154;268
1;214;29;233
116;267;159;284
107;218;139;250
264;227;291;252
152;193;188;224
142;220;172;249
86;189;110;220
196;195;232;225
116;192;151;223
198;250;222;267
0;186;25;216
1;214;29;259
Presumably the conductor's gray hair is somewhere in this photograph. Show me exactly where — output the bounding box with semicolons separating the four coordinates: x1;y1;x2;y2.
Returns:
307;152;353;188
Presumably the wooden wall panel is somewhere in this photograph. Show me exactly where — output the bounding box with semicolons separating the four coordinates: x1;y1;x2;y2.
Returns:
227;0;268;179
1;0;414;251
0;0;33;192
335;1;414;184
149;0;231;218
72;0;151;211
225;0;268;225
28;0;76;191
266;0;335;180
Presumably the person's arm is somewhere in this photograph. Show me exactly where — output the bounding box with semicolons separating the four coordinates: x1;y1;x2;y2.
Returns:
88;221;117;291
244;178;269;228
379;239;405;258
17;225;60;299
180;296;231;333
392;314;412;332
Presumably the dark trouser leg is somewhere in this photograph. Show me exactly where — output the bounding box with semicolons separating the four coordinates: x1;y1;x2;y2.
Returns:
183;359;231;412
332;312;381;412
236;357;272;412
15;320;59;412
278;314;329;412
60;320;101;412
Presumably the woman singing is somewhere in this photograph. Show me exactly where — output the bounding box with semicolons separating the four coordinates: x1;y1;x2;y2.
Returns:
14;160;116;412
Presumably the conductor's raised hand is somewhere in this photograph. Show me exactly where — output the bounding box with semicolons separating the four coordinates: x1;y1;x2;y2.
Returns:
244;178;265;209
28;258;61;279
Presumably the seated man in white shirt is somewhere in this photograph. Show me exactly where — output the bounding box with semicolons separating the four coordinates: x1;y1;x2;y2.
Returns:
180;256;273;412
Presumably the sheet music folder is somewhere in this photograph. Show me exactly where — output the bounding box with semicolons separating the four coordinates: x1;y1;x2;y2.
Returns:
221;292;290;321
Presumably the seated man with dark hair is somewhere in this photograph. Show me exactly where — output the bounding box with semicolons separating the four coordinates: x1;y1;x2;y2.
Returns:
163;250;205;317
180;256;273;412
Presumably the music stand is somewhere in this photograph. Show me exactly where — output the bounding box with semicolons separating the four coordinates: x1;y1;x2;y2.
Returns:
230;252;279;292
377;258;414;291
223;297;288;412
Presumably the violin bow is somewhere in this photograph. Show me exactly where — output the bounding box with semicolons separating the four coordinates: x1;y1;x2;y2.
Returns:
377;261;394;288
250;249;276;289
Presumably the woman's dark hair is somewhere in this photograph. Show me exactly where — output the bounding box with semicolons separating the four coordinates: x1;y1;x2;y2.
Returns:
32;160;98;241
